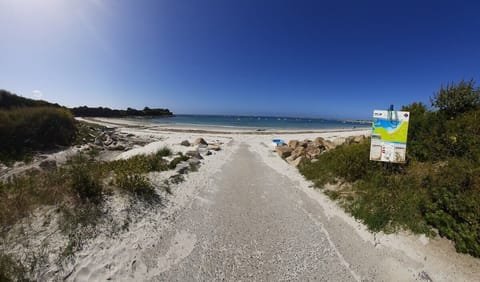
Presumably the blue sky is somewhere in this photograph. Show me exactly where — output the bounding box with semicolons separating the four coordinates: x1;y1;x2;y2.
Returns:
0;0;479;119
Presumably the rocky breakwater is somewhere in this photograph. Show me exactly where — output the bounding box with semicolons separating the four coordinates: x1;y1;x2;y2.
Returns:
275;135;366;167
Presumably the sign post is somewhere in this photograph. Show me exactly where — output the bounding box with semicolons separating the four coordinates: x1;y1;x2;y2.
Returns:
370;108;410;163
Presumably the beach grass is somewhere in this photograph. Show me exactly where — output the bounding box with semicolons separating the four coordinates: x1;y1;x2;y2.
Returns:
0;146;185;279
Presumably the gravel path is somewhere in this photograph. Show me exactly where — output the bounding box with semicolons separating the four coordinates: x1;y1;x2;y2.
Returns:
62;119;478;282
141;143;426;281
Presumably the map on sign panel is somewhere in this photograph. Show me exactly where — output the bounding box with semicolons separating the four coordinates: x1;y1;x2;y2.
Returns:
370;110;410;163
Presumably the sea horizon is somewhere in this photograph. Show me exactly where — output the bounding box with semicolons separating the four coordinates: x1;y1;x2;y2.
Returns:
145;114;371;130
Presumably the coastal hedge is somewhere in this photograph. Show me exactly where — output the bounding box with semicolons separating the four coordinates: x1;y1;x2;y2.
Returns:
0;107;76;162
70;106;173;117
299;79;480;257
0;89;60;109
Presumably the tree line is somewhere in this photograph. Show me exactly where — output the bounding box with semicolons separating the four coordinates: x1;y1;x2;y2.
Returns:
70;106;172;117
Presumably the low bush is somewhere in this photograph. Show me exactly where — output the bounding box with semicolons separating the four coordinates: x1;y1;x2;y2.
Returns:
0;107;76;163
299;79;480;257
70;166;103;204
156;147;172;158
116;173;155;196
0;147;178;278
423;159;480;256
106;153;169;175
1;147;173;234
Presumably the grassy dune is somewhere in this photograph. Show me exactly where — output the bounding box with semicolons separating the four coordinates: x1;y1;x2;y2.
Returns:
300;80;480;257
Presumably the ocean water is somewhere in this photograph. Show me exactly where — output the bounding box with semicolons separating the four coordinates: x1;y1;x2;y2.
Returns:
148;115;370;130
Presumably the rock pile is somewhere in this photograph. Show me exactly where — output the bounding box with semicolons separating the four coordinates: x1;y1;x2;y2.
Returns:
89;130;156;152
275;135;366;167
180;138;223;157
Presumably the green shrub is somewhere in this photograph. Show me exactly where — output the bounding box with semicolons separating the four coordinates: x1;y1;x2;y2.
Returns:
424;159;480;256
300;140;380;185
431;79;480;119
106;153;169;175
168;154;189;170
156;147;172;157
116;173;155;196
0;107;76;162
70;166;103;204
299;79;480;257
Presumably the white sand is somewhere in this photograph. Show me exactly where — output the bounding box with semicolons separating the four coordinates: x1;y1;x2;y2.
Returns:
4;117;479;281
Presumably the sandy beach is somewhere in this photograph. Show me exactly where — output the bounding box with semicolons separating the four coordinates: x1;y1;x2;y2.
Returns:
2;117;479;281
3;1;479;280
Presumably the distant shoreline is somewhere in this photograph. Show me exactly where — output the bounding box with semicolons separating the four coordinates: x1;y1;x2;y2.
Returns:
115;114;371;132
80;117;371;135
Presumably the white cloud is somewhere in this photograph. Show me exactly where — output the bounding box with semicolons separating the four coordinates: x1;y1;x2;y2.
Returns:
32;90;43;99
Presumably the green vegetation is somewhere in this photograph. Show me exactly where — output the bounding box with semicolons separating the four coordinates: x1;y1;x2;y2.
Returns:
0;89;179;279
0;89;174;164
0;107;76;163
70;106;173;118
0;146;175;222
0;146;191;279
1;90;76;163
0;89;60;109
73;121;107;145
116;173;155;197
299;79;480;257
69;156;104;204
168;154;189;170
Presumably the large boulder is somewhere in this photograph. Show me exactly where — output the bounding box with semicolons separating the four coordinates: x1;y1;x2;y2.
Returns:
285;155;296;163
306;147;321;159
207;144;221;151
290;156;306;167
94;135;103;146
197;146;209;155
353;135;366;143
103;135;113;146
313;137;326;145
180;140;191;146
193;138;208;145
107;144;125;151
276;145;293;158
333;137;346;146
188;158;201;166
186;150;203;159
299;140;309;148
314;137;336;151
288;140;299;149
291;146;305;159
323;140;336;151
